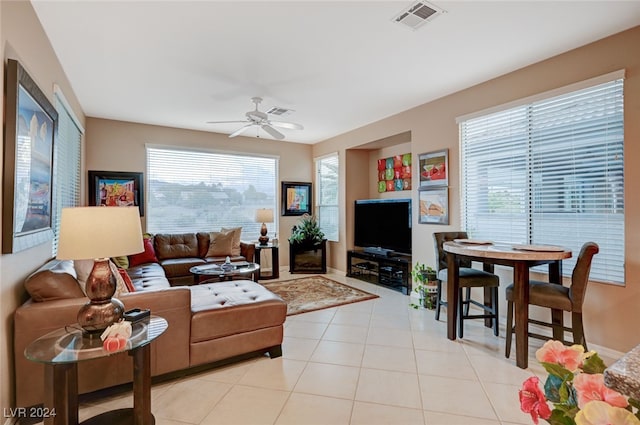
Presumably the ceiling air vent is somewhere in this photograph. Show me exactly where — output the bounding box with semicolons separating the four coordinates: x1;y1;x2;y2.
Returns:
266;107;293;116
393;1;443;30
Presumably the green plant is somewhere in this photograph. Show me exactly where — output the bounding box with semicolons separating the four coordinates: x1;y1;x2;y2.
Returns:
410;262;438;309
288;214;325;246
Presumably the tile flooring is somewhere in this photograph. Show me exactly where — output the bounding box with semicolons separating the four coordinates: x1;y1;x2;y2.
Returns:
72;271;564;424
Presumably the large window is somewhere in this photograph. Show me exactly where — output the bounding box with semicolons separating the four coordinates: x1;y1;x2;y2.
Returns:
146;146;278;240
459;75;624;283
52;87;82;255
315;153;339;241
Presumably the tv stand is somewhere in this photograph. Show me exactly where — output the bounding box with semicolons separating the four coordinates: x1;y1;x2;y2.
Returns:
347;250;411;295
362;247;394;257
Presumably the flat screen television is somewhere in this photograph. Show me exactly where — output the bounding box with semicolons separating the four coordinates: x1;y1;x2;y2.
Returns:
354;198;412;255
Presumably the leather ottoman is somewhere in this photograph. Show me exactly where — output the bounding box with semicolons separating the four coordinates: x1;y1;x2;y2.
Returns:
188;280;287;366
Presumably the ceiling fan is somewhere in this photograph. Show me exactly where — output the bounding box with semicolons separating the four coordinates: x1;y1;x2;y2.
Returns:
207;97;303;140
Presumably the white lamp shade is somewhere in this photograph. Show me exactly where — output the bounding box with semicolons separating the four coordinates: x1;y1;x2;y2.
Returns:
255;208;274;223
56;207;144;260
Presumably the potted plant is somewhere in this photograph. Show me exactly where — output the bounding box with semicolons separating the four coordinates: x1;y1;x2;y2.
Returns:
288;214;325;248
289;214;327;273
410;262;438;309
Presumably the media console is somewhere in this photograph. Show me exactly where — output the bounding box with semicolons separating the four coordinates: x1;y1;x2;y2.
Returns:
347;250;411;295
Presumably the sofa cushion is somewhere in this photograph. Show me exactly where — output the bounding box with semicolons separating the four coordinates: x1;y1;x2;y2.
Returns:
206;231;234;257
112;256;129;269
160;258;206;279
155;233;199;260
25;260;85;302
129;237;158;267
74;259;95;294
190;280;287;342
125;263;171;291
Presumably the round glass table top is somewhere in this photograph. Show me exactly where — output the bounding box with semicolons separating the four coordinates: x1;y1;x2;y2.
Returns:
25;316;167;365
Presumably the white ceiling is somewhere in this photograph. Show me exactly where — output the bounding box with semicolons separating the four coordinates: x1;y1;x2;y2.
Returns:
31;1;640;144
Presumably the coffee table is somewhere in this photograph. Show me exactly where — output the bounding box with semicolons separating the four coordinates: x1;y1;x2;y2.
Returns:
190;262;260;284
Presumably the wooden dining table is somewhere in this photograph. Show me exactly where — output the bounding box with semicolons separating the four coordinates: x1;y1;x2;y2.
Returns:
443;241;572;369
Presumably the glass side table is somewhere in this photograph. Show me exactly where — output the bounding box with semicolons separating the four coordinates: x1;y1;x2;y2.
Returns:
25;316;168;425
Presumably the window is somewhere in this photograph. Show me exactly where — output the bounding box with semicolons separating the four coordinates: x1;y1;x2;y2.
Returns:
315;153;339;241
460;76;624;283
146;146;278;240
52;87;82;255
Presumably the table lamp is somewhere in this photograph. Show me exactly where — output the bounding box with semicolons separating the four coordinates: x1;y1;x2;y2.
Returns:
57;206;144;334
255;208;274;245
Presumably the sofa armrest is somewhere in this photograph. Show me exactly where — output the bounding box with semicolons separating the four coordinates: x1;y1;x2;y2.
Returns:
240;242;255;263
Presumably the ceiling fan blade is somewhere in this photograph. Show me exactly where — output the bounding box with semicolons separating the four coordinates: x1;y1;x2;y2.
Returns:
206;120;249;124
229;124;253;138
261;124;285;140
269;120;304;130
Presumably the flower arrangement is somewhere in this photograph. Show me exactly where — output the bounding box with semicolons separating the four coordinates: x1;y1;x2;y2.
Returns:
520;340;640;425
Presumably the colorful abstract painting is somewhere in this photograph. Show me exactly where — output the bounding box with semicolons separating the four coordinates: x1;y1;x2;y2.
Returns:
377;153;411;192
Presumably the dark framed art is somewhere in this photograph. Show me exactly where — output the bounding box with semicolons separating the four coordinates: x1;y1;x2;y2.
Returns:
418;149;448;188
418;187;449;225
88;171;144;216
2;59;57;254
281;181;312;216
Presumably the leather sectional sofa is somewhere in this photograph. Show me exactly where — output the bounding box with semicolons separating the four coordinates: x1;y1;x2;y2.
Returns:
13;232;285;409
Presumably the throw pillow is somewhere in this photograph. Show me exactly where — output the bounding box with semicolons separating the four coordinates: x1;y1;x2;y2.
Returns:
74;259;95;295
112;256;129;269
109;261;129;297
117;267;136;293
220;227;242;256
128;237;158;267
207;231;234;257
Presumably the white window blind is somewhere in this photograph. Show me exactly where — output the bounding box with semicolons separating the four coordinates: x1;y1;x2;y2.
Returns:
460;78;624;284
146;146;278;240
316;153;339;242
52;89;82;255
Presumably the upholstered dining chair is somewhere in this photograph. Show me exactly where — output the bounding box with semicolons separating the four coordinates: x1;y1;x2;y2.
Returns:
505;242;599;357
433;232;500;337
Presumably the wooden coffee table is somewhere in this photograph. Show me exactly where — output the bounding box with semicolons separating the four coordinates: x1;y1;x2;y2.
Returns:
190;262;260;284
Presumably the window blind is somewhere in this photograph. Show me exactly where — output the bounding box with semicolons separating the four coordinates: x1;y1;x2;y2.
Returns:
51;90;82;255
316;153;339;242
146;146;278;240
460;78;624;284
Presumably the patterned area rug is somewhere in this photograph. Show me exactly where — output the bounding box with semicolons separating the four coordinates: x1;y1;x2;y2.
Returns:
263;276;379;316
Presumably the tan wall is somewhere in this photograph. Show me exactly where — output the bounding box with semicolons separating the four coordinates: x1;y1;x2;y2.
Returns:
85;118;313;267
313;26;640;353
1;0;86;411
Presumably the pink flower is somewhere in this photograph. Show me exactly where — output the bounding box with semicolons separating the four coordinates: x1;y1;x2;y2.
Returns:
535;340;584;372
575;400;640;425
573;373;628;409
519;376;552;424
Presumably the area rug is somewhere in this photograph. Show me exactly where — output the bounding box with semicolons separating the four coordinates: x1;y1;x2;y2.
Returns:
262;276;379;316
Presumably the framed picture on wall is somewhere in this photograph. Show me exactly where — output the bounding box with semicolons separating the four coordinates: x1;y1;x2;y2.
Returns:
418;149;448;188
88;171;144;216
418;188;449;225
2;59;57;254
281;181;312;216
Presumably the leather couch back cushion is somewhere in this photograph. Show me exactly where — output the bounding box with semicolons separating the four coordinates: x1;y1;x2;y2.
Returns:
25;260;85;301
155;233;199;260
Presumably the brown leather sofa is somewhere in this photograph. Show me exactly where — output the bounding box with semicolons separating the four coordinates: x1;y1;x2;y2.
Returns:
14;252;286;409
153;232;256;285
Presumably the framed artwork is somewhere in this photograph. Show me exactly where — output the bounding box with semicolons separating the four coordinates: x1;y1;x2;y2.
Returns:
88;171;144;216
418;149;448;187
2;59;57;254
419;188;449;225
281;181;312;216
377;153;412;192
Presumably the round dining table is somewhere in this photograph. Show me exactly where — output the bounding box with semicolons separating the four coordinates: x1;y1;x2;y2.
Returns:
443;241;572;369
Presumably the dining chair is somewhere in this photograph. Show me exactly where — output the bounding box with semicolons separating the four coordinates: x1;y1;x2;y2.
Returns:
433;232;500;337
505;242;599;357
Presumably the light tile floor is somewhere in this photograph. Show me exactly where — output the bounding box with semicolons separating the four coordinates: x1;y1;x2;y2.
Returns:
71;271;569;424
